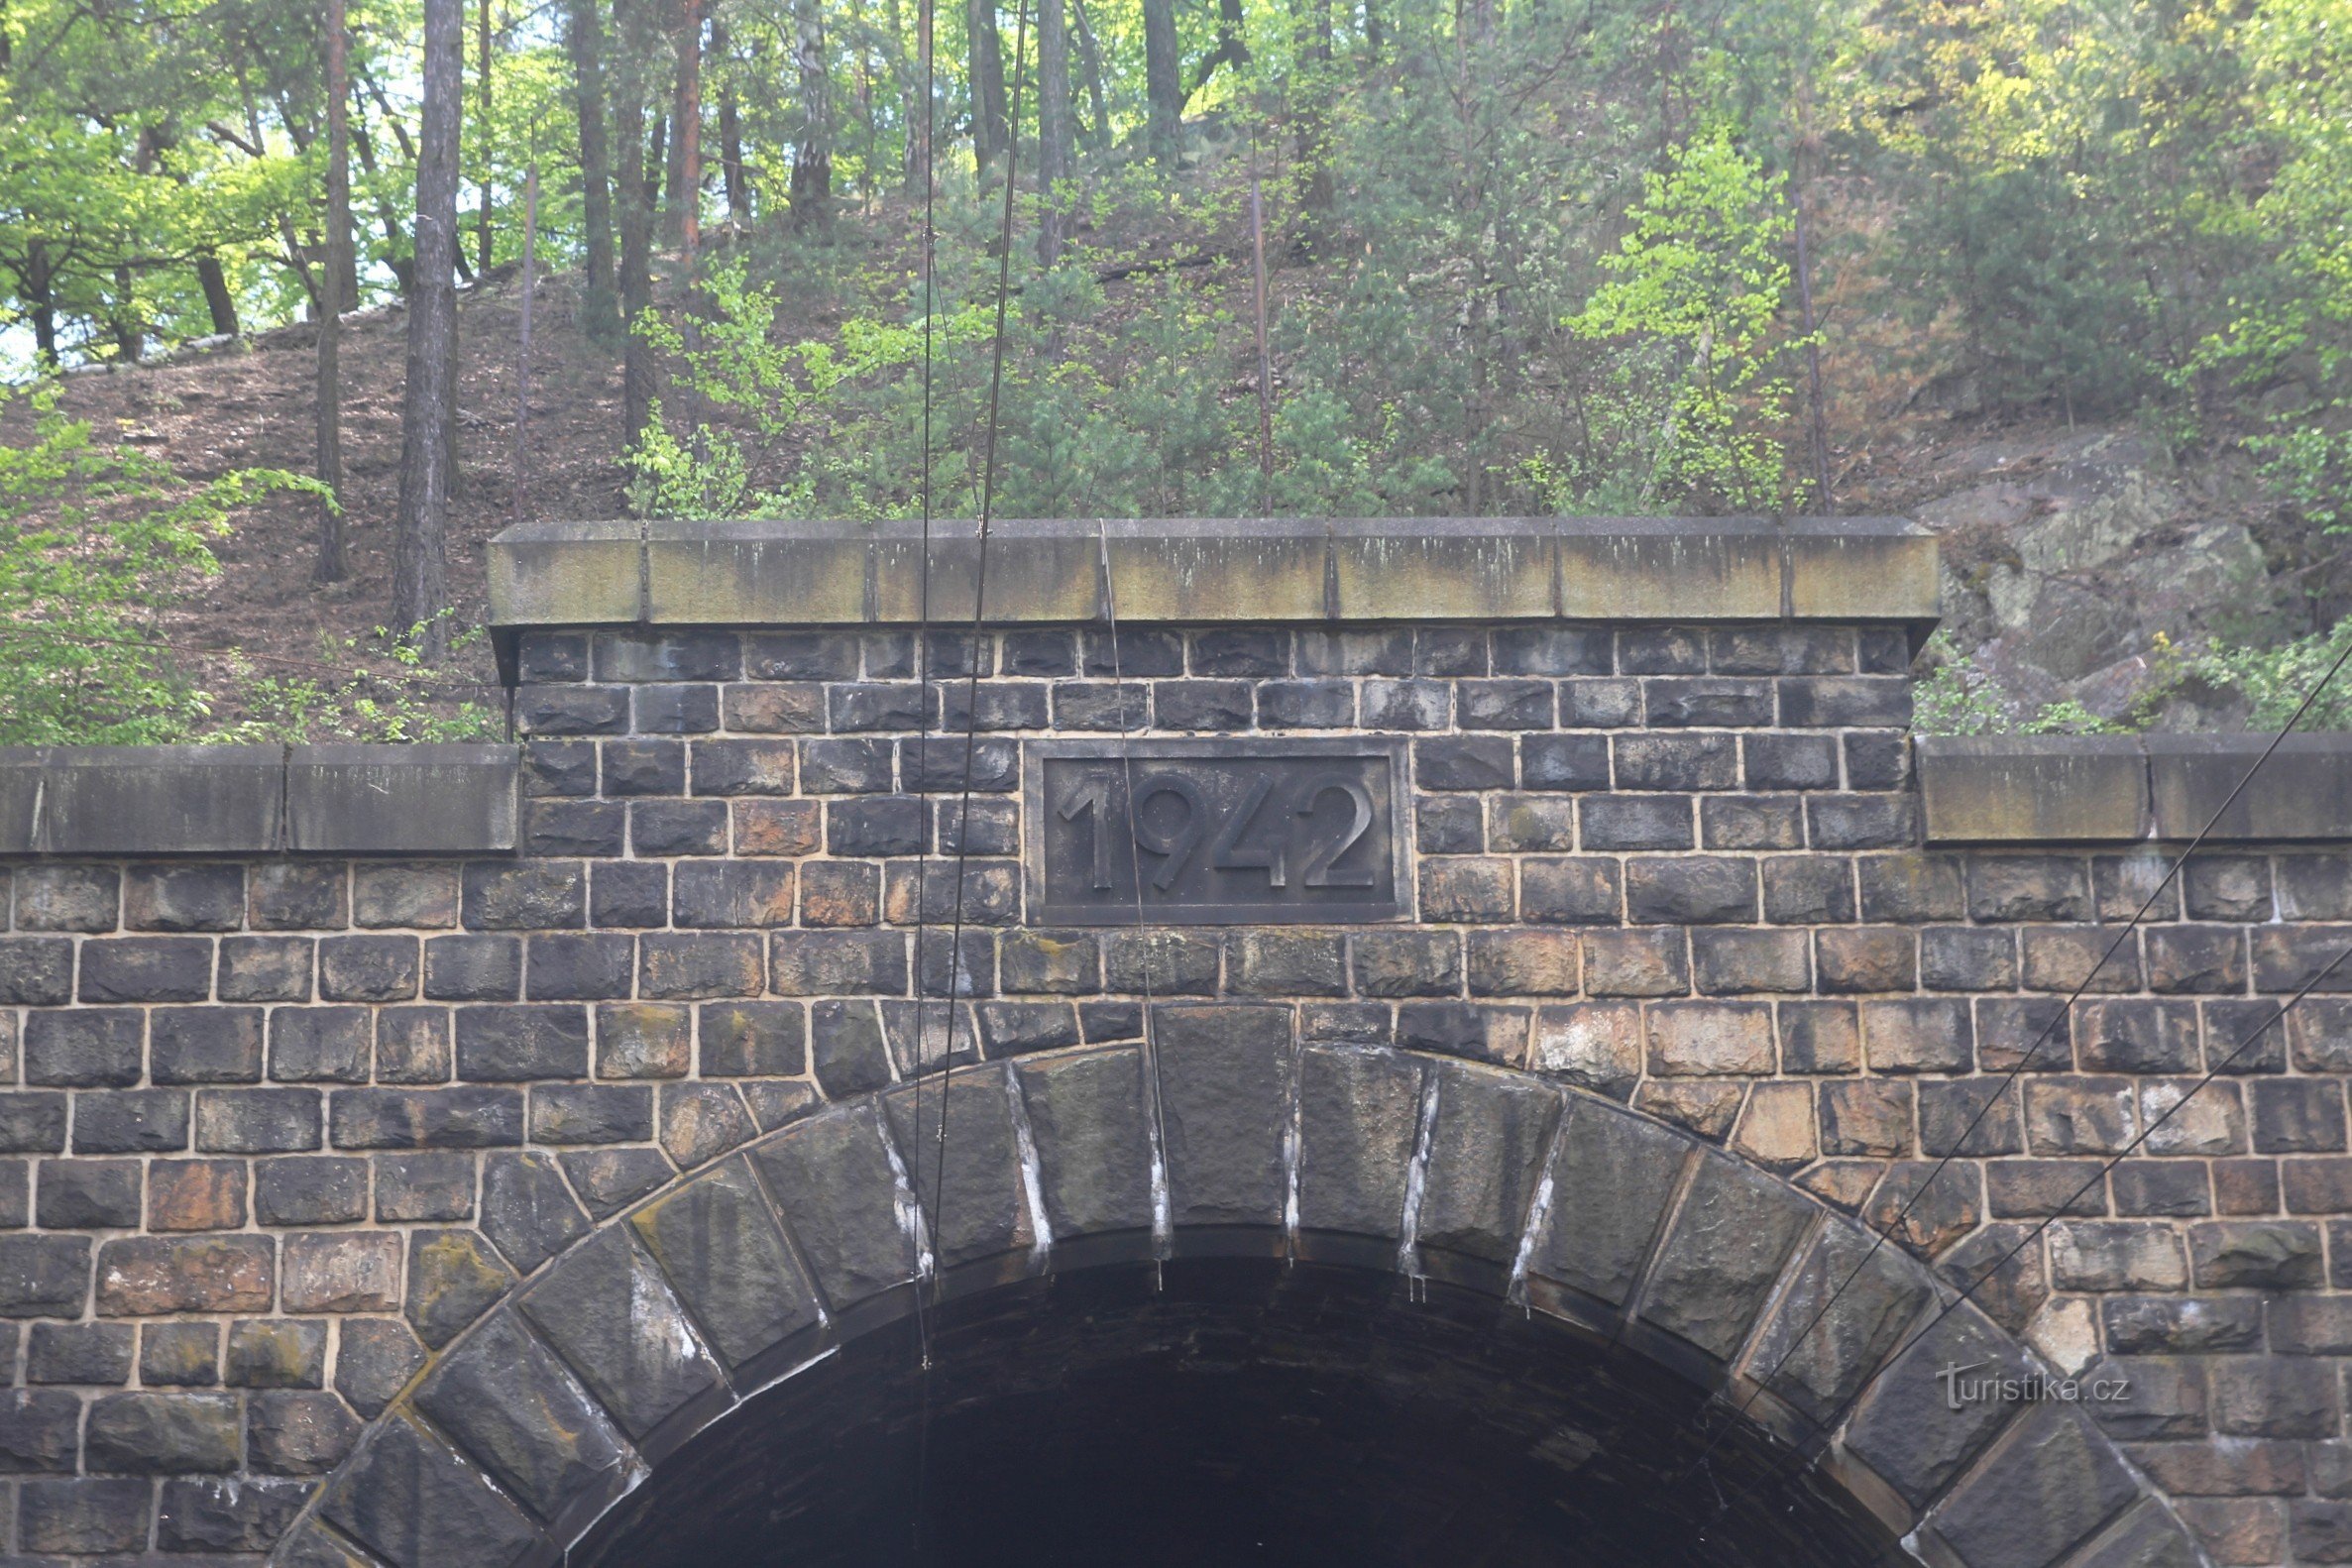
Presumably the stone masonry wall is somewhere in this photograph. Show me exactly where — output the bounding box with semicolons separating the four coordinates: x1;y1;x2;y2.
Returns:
3;614;2352;1565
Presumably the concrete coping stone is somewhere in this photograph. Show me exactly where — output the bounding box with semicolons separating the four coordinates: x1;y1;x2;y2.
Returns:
486;516;1942;645
0;743;519;856
1917;732;2352;843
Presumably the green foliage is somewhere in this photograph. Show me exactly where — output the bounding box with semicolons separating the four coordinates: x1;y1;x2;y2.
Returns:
1567;127;1806;512
1915;623;2352;737
1911;632;2018;736
2184;620;2352;732
212;620;504;743
0;384;319;743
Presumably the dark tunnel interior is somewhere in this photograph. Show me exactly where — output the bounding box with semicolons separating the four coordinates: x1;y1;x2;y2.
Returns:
573;1259;1901;1568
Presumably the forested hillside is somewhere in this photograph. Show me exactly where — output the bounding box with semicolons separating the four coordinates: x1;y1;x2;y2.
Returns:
2;0;2348;739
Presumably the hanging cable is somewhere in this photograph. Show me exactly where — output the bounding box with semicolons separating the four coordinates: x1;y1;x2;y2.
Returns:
908;0;943;1376
1664;632;2352;1509
927;0;1032;1311
908;9;1032;1561
1099;520;1176;1277
905;0;941;1552
1674;634;2352;1474
1686;936;2352;1548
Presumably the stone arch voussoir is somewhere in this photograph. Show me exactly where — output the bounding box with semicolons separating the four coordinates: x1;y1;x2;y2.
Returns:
269;1031;2195;1568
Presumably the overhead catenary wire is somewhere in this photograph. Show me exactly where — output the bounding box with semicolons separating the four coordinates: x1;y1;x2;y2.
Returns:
1664;630;2352;1521
905;0;942;1549
1665;624;2352;1485
909;0;1030;1558
1099;519;1176;1276
1688;935;2352;1548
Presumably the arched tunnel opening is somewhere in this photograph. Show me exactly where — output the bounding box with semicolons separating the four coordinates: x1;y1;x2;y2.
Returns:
574;1258;1902;1568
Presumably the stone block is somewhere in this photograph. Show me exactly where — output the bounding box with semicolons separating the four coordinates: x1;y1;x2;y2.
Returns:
321;1411;546;1568
20;1476;154;1553
2148;733;2352;840
1859;998;1972;1073
1464;930;1576;996
1747;1217;1931;1421
884;1066;1031;1269
67;1089;182;1154
1626;857;1755;925
1397;1001;1529;1065
1528;1003;1642;1098
1518;858;1622;925
1639;1150;1813;1359
337;1318;427;1419
463;862;586;930
287;744;520;852
1580;929;1688;997
1927;1403;2139;1568
1819;1080;1910;1157
0;936;72;1004
2190;1221;2323;1288
1581;795;1695;851
331;1087;523;1150
1700;794;1805;850
406;1227;516;1349
456;1005;592;1080
1487;794;1577;851
147;1159;246;1231
26;1320;131;1383
225;1317;327;1390
16;745;281;852
1688;929;1810;995
1414;1064;1558;1271
37;1157;141;1227
750;1107;919;1308
282;1231;402;1313
416;1310;635;1534
2212;1357;2338;1438
1520;732;1609;790
1419;857;1513;922
95;1231;270;1316
1017;1048;1155;1242
1762;856;1854;924
1645;1002;1774;1076
481;1152;591;1276
1557;519;1781;619
141;1322;220;1388
1154;1005;1290;1231
1916;736;2148;842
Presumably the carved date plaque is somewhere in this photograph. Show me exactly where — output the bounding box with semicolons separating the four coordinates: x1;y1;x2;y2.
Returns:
1024;739;1409;925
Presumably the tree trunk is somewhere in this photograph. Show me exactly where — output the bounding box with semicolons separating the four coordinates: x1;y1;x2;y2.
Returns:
714;20;748;222
789;0;832;228
646;113;667;214
567;0;618;339
27;242;57;367
513;160;539;521
1186;0;1249;103
195;255;240;335
1071;0;1109;151
394;0;462;661
317;0;352;583
661;53;689;245
477;0;495;276
675;0;705;450
1037;0;1071;267
348;112;416;294
615;0;658;448
675;0;702;254
1291;0;1333;228
967;0;1006;178
1142;0;1178;162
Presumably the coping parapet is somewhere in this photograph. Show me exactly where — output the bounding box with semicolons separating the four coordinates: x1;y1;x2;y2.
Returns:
486;516;1942;651
0;743;519;856
1916;733;2352;843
